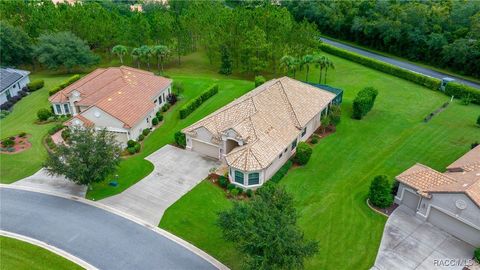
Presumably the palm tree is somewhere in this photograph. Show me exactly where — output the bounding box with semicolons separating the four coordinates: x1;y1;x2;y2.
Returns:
323;57;335;84
301;54;314;82
314;54;327;84
131;48;141;68
291;57;300;79
111;45;128;65
279;55;294;76
139;45;153;70
152;45;170;72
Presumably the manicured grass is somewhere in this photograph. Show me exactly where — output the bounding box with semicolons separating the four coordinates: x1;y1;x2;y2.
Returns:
0;73;71;183
159;52;480;269
0;236;83;270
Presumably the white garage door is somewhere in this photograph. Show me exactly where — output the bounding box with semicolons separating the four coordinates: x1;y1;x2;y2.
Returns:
402;189;420;212
192;139;219;159
428;208;480;247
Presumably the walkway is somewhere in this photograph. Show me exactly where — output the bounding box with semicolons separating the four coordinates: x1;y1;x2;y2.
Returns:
100;145;219;226
372;206;476;270
321;37;480;89
0;187;224;270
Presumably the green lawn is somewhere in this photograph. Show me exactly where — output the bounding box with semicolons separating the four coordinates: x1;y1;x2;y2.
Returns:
0;73;71;183
0;236;83;270
159;53;480;269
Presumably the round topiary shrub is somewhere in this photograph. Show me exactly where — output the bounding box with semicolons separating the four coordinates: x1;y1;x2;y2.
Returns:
310;136;319;144
368;175;394;208
37;108;52;121
156;111;162;118
138;134;145;141
142;128;150;136
157;114;164;122
293;142;313;165
218;176;228;188
134;143;141;153
152;117;159;126
127;140;136;148
2;138;15;148
127;147;136;155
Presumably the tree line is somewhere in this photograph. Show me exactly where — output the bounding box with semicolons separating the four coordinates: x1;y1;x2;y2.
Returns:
1;0;321;75
283;0;480;78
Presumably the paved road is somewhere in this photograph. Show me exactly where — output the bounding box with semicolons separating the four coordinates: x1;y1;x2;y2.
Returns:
321;37;480;89
0;188;217;270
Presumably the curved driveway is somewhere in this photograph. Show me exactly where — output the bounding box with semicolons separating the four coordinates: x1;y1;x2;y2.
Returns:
0;188;218;270
321;37;480;89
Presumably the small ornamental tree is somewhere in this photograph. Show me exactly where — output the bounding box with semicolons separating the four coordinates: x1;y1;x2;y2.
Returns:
37;108;52;121
218;184;318;269
352;87;378;119
44;128;121;189
293;142;313;165
369;175;394;208
174;131;186;148
219;45;232;75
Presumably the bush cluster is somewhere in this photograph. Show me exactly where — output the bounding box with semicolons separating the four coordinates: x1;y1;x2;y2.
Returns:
49;74;81;96
127;140;141;155
270;160;293;183
152;117;159;126
320;44;441;90
167;93;177;105
142;128;150;136
48;124;64;135
218;175;229;188
61;129;70;141
352;87;378;119
37;108;53;121
138;134;144;141
27;79;45;92
179;84;219;119
45;137;56;150
254;75;266;87
2;138;15;147
445;82;480;105
310;135;319;144
161;103;171;112
368;175;394;208
293;142;313;165
157;114;164;122
174;131;186;148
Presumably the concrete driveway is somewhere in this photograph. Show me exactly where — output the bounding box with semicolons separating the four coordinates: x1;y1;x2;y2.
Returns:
100;145;219;226
373;206;476;270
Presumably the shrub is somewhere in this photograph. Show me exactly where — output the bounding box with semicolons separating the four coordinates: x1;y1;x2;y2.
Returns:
218;176;229;188
329;105;341;126
19;132;27;137
0;101;13;110
45;137;56;150
152;117;159;125
48;74;81;96
37;108;52;121
174;131;186;148
227;183;236;191
134;143;141;153
352;87;378;120
156;111;162;118
162;103;171;112
230;188;239;197
477;115;480;126
173;81;184;95
61;129;70;141
320;43;441;90
254;75;266;87
0;110;10;119
310;135;319;144
2;138;14;147
10;95;21;103
179;84;219;119
445;82;480;105
19;90;28;97
246;189;253;198
49;86;62;96
368;175;394;208
474;248;480;263
270;160;293;183
48;124;64;135
142;128;150;136
157;114;164;122
138;134;144;141
472;142;479;149
293;142;313;165
167;93;177;105
127;140;136;148
127;147;136;155
27;79;45;92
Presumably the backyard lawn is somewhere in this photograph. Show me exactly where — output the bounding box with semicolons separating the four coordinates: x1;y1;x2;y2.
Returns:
0;73;71;183
159;53;480;269
0;236;82;270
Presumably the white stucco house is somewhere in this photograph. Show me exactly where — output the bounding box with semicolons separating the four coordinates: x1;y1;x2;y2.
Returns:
0;68;30;106
49;66;172;146
394;145;480;247
182;76;337;189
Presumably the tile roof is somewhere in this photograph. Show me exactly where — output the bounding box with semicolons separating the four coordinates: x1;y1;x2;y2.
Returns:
49;66;171;128
396;146;480;207
183;77;336;171
0;68;29;92
65;115;94;127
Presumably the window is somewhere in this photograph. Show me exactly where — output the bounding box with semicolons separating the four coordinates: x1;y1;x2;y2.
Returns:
279;152;283;159
284;148;287;153
248;173;259;185
159;96;162;104
6;90;11;100
63;104;70;114
234;171;244;184
301;127;307;137
55;104;62;114
291;139;297;150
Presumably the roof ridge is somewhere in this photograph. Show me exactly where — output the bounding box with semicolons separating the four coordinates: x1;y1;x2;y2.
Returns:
404;163;458;182
277;80;301;129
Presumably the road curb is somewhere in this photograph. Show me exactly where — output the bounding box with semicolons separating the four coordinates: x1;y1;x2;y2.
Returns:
0;184;229;270
0;230;98;270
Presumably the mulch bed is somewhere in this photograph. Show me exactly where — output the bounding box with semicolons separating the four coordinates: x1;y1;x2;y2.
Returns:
369;201;399;217
0;134;32;154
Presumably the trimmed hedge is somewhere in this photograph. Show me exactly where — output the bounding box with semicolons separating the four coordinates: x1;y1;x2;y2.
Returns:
444;82;480;105
352;87;378;119
179;84;219;119
27;79;44;92
320;44;441;90
270;160;293;183
174;131;186;148
49;74;81;96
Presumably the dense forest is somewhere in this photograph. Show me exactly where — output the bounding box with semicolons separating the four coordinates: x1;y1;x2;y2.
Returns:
283;0;480;78
0;0;320;75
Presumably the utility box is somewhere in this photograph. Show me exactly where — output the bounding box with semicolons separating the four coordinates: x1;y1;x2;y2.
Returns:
440;77;455;92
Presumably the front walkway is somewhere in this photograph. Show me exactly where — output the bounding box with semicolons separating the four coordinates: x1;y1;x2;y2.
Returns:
100;145;219;226
12;168;86;197
372;206;476;270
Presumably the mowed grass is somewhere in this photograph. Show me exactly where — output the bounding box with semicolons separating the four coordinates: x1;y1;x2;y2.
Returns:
0;236;83;270
159;53;480;269
0;74;71;183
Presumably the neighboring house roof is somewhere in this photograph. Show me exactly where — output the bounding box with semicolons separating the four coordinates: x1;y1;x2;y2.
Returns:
0;68;30;93
50;66;172;128
396;145;480;207
183;77;336;171
65;114;94;127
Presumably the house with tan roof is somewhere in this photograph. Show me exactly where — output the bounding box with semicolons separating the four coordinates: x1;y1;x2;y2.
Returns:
182;77;337;188
49;66;172;146
394;145;480;246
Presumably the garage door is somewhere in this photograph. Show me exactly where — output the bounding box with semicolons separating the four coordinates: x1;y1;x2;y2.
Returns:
192;139;219;159
402;189;420;211
428;208;480;247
